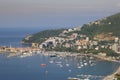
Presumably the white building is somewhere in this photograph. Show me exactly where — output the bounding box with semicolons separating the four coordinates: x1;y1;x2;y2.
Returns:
39;37;65;49
112;43;120;53
73;27;81;31
68;29;73;32
115;37;119;43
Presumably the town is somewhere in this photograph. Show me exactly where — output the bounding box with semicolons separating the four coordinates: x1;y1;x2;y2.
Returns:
24;26;120;61
35;28;119;50
1;26;120;61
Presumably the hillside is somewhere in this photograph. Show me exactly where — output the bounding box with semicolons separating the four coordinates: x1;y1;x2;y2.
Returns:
22;29;65;43
23;12;120;44
81;12;120;40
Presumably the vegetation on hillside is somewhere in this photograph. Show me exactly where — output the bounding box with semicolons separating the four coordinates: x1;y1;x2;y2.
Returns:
22;12;120;57
80;12;120;39
23;29;65;43
23;12;120;43
115;73;120;80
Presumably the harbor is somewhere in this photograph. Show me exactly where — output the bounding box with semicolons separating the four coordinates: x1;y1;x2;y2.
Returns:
0;45;119;80
1;46;120;64
0;50;119;80
0;27;120;80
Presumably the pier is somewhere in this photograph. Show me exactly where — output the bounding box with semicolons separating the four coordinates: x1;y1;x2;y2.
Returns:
0;46;42;58
67;74;104;80
76;74;104;79
0;46;41;53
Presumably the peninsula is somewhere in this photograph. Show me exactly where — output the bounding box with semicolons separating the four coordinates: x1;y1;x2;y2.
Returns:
0;12;119;80
22;12;120;80
23;12;120;58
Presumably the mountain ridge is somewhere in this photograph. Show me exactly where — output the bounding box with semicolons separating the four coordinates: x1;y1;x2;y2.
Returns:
23;12;120;43
81;12;120;40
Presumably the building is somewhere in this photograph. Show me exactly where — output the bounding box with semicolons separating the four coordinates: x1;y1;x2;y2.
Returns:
0;46;7;52
32;43;39;48
68;29;73;32
98;53;106;57
112;43;120;53
73;27;81;31
39;37;65;49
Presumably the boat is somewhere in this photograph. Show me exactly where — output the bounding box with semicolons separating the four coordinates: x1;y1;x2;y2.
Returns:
59;64;63;68
68;69;71;72
49;54;57;57
66;63;70;67
49;60;54;63
41;64;46;67
67;77;80;80
56;61;62;64
84;62;87;66
77;66;81;69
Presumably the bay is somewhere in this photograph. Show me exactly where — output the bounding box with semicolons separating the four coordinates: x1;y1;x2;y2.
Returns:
0;28;120;80
0;53;119;80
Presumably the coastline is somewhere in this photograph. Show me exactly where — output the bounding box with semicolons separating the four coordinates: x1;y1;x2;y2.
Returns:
0;51;10;54
103;66;120;80
1;47;120;63
1;48;120;80
44;51;120;62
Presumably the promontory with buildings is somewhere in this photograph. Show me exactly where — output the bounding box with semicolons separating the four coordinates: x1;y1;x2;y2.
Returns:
23;12;120;57
1;12;120;80
22;12;120;80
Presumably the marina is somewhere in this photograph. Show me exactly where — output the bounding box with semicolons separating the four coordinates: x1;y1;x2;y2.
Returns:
0;52;119;80
0;38;120;80
0;28;120;80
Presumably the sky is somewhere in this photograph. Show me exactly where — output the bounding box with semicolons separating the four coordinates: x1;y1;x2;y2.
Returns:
0;0;120;29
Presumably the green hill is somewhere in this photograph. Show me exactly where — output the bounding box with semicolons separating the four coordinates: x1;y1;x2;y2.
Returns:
22;29;65;43
23;12;120;43
80;12;120;39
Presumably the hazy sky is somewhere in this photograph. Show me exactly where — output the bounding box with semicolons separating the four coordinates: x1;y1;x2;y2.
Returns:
0;0;120;29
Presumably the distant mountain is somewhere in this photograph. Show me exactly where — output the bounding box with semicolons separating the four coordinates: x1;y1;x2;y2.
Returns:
81;12;120;40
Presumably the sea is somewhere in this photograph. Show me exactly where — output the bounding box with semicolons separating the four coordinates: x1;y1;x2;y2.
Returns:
0;28;120;80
